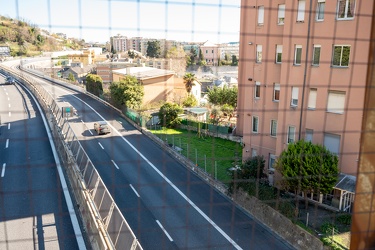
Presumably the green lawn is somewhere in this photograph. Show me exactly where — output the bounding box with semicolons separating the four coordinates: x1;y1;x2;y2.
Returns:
151;127;242;184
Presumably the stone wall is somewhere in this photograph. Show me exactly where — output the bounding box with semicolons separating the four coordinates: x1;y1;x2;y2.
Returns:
232;191;325;250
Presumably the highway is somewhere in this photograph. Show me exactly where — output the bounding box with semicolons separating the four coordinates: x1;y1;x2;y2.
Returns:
0;72;81;249
8;59;294;249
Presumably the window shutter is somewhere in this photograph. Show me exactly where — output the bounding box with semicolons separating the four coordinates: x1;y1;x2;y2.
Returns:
291;87;299;106
324;133;341;155
308;88;317;109
258;6;264;24
297;0;306;21
327;91;346;113
276;45;283;53
278;4;285;19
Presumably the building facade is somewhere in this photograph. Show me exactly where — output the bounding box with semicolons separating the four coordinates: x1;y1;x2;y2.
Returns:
236;0;372;183
200;41;220;66
110;34;128;53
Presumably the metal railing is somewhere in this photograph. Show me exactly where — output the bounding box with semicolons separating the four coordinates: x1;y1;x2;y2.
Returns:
0;62;142;250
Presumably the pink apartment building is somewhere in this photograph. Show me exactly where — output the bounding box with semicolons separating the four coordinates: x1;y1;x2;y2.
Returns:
236;0;372;209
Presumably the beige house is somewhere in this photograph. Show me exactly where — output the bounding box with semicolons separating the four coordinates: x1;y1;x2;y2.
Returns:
174;78;202;106
112;67;175;105
67;49;94;66
236;0;373;211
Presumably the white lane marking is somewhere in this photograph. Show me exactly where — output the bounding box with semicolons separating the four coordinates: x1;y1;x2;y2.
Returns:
88;129;93;135
1;163;5;177
21;81;86;249
67;93;242;250
5;92;8;95
111;160;119;169
81;119;84;123
129;184;140;198
7;97;10;101
8;112;11;117
98;142;104;150
8;123;10;130
8;104;11;108
156;220;173;242
5;139;9;148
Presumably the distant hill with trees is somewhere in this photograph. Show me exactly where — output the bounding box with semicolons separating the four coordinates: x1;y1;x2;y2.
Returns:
0;15;84;57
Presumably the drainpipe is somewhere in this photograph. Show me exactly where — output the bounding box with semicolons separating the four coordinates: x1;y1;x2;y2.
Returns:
298;0;314;140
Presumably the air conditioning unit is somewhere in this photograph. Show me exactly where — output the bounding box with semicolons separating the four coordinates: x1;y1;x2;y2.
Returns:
291;99;298;107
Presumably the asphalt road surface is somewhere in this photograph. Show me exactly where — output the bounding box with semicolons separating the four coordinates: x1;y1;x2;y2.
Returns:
0;73;81;249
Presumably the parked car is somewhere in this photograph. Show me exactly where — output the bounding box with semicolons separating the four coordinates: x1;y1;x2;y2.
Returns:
5;76;15;85
94;121;110;135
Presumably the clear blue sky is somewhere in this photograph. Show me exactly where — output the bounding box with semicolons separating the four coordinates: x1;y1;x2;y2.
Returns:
0;0;241;44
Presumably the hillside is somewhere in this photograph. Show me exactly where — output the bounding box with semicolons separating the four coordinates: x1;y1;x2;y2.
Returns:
0;15;84;57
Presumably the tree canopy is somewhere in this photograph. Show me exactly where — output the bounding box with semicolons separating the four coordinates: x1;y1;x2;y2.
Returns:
182;95;198;107
207;86;237;107
109;75;144;109
86;74;103;97
183;72;197;95
158;102;183;128
276;140;339;196
146;40;161;58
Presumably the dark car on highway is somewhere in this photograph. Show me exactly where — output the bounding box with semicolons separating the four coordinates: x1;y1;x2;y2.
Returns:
5;76;15;84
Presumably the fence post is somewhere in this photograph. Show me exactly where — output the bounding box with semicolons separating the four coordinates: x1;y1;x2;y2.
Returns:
195;149;198;166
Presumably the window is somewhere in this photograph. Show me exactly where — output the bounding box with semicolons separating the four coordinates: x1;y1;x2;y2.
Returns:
297;0;305;22
278;4;285;24
312;45;321;66
258;6;264;25
305;129;313;142
294;45;302;65
308;88;317;109
254;81;261;99
256;45;262;63
212;50;214;53
291;87;299;107
276;45;283;63
251;148;257;157
269;154;276;170
327;91;346;114
337;0;355;19
252;116;259;133
270;120;277;137
287;126;296;144
206;50;208;53
332;45;350;67
273;83;280;101
324;133;341;155
316;0;325;21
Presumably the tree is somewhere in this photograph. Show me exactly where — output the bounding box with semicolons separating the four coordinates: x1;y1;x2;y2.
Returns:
166;46;187;76
276;140;339;214
231;55;238;66
229;156;267;194
109;75;144;109
207;86;238;107
221;104;234;120
158;102;183;128
86;74;103;97
182;95;198;107
198;48;205;66
68;72;75;82
128;50;136;59
146;40;161;58
189;47;197;65
209;107;222;125
183;73;197;95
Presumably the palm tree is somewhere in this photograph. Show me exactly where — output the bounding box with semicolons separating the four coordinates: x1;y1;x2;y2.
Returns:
183;72;197;95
